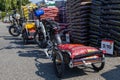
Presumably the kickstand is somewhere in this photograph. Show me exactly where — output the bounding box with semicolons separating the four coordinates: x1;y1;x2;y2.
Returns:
39;48;52;59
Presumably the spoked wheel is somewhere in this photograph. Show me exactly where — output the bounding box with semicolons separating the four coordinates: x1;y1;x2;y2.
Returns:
53;51;64;78
22;29;28;44
91;55;105;72
34;31;47;48
9;25;20;37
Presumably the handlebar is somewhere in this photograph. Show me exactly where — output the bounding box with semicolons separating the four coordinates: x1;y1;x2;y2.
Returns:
44;19;60;30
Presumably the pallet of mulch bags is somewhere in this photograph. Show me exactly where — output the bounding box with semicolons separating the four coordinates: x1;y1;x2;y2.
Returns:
89;5;102;47
71;26;88;29
71;38;89;44
102;0;120;4
112;25;120;32
40;7;59;21
90;18;101;24
92;0;103;5
71;22;88;26
102;4;120;10
66;0;91;45
71;19;89;23
72;18;89;23
72;2;91;10
103;10;120;16
71;36;89;41
102;15;120;21
72;28;89;33
72;4;91;13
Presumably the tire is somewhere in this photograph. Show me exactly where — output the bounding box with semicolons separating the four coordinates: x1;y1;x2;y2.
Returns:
34;31;47;48
9;25;20;37
22;29;28;44
91;61;105;72
53;51;64;78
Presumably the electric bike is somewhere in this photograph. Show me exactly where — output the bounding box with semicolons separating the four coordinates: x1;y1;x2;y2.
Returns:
34;9;53;48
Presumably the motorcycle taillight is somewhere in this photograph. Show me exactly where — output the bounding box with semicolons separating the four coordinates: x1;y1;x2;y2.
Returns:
102;50;106;54
99;48;106;54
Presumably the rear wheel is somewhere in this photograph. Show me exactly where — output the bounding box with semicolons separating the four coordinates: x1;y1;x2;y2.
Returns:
9;25;20;36
22;29;28;44
53;51;64;78
91;55;105;72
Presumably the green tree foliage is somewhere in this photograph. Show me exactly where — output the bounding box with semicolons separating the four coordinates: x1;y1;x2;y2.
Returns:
0;0;30;11
0;0;5;11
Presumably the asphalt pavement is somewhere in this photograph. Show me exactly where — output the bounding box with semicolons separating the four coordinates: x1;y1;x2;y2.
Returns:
0;22;120;80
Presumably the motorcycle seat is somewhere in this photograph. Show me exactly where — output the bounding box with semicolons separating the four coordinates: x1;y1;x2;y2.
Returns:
25;23;36;30
58;44;99;59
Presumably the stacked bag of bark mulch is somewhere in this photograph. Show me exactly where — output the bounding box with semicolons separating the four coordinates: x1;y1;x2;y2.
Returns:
59;7;67;23
66;0;72;26
102;0;120;55
55;1;67;23
66;0;91;45
40;7;59;21
89;0;120;55
89;0;103;47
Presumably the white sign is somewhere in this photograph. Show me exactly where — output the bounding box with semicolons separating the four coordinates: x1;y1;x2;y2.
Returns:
65;33;70;43
101;40;114;55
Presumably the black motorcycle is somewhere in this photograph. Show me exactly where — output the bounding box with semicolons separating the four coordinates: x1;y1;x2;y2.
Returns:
8;10;25;37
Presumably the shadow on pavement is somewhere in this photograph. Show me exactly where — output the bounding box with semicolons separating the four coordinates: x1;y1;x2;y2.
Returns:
35;59;94;80
0;41;38;50
17;50;47;59
62;67;87;79
35;62;59;80
2;35;99;79
18;49;90;80
101;65;120;80
17;49;58;80
1;35;36;44
2;35;36;45
0;35;21;40
0;35;39;50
